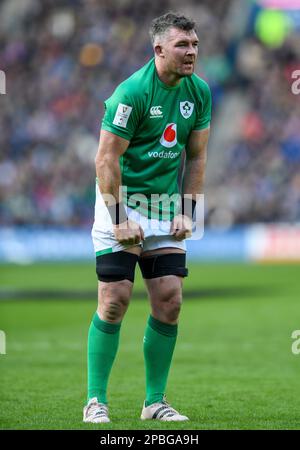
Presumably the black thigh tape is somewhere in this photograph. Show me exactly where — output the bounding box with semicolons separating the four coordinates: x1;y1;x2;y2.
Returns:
96;251;139;283
138;253;188;279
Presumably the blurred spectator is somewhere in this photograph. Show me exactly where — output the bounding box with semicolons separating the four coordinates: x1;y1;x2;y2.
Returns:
0;0;299;228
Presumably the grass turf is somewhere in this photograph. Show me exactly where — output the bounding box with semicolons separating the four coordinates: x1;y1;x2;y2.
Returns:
0;262;300;430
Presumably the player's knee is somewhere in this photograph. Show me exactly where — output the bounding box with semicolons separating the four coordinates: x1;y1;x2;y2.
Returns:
153;301;181;324
163;289;182;322
153;283;182;322
103;300;126;322
160;283;182;304
98;280;131;321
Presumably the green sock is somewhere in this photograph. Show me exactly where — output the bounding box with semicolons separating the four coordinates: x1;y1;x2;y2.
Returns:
143;315;178;406
87;312;121;404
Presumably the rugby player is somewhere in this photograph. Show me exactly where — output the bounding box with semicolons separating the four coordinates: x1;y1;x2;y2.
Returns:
83;11;211;423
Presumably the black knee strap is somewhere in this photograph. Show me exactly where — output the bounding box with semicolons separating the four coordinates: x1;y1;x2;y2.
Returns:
138;253;188;279
96;251;138;283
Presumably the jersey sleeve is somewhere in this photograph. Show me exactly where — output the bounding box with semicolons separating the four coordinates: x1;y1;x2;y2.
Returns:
193;80;212;131
101;84;142;140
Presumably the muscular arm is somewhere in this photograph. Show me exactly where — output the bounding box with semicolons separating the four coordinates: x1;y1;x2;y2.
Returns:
95;129;129;204
183;127;210;198
171;127;210;240
95;129;144;244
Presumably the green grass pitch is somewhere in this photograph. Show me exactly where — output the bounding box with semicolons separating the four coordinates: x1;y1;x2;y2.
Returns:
0;262;300;430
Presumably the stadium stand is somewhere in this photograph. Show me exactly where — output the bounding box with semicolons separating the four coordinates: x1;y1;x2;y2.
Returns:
0;0;299;228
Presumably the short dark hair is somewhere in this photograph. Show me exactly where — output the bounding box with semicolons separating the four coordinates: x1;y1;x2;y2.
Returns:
149;12;196;45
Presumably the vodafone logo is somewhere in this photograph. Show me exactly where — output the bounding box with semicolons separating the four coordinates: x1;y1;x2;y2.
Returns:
160;123;177;148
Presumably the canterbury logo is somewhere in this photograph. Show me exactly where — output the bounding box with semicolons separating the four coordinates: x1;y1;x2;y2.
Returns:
150;106;163;117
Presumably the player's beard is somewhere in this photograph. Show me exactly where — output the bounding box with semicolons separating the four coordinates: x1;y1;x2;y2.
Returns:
177;63;194;77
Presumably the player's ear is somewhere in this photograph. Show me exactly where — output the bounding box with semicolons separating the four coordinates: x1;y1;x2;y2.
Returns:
154;44;164;58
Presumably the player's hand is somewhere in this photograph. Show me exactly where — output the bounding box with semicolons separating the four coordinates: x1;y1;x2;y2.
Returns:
113;219;144;246
170;214;193;241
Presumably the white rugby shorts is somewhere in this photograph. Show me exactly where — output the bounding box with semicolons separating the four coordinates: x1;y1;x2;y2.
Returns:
91;185;186;256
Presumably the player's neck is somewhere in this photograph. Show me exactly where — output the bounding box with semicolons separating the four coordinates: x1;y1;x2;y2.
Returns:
155;61;181;87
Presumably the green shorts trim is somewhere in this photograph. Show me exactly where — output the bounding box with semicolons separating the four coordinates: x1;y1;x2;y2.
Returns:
95;248;113;257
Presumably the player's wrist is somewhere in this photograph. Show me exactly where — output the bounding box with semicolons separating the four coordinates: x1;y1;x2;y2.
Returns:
107;202;128;225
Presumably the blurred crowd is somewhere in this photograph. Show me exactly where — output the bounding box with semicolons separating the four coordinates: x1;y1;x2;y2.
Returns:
0;0;299;228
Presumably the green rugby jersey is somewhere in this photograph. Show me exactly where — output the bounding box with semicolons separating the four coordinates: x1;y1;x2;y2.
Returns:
101;57;211;219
